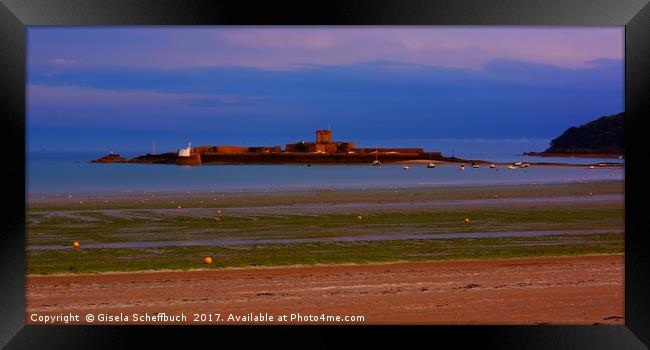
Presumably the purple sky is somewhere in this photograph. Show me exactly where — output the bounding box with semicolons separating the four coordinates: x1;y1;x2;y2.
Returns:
27;27;624;153
29;27;623;69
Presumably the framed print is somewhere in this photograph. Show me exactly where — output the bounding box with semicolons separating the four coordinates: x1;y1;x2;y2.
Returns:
1;0;649;348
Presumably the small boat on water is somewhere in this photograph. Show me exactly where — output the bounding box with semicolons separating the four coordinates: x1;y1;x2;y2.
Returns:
507;165;516;170
426;153;436;168
459;164;465;170
489;164;496;169
372;160;381;166
471;162;479;169
403;165;410;171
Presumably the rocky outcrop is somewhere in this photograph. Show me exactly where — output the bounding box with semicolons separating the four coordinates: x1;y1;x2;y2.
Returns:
128;153;178;164
526;112;624;157
90;153;128;163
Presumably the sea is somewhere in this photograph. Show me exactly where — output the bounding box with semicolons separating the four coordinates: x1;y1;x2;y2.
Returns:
27;150;625;195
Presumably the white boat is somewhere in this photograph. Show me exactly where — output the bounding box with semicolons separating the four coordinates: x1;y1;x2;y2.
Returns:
372;160;382;166
426;153;436;168
507;165;516;170
484;153;497;169
403;165;410;171
471;162;479;169
459;164;465;170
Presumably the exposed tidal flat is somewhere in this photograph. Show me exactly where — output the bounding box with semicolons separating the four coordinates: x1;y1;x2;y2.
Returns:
26;180;624;275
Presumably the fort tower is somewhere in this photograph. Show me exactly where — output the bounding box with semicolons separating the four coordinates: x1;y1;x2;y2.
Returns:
316;129;332;144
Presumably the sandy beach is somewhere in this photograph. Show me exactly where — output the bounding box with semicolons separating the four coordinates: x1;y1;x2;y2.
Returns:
26;254;623;325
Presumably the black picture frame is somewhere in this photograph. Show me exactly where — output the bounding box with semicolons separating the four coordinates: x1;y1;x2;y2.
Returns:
1;0;649;348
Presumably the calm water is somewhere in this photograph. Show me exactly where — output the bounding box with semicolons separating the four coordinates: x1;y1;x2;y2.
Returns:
27;151;624;194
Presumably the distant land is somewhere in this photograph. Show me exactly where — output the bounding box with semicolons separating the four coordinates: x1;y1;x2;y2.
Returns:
525;112;624;158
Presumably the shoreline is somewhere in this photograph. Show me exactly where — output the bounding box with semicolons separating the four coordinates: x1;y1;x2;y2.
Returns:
524;151;624;159
393;159;623;166
27;177;624;199
91;157;624;166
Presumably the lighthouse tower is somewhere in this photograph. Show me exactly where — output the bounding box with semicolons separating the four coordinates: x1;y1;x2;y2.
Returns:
178;142;192;157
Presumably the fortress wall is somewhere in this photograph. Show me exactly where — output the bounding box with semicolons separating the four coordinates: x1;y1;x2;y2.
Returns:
193;146;218;153
176;153;202;165
200;152;442;164
125;150;449;165
248;146;281;153
213;146;249;154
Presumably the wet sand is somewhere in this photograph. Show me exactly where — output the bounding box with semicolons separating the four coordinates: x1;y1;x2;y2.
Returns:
32;193;624;218
27;229;620;251
26;254;623;325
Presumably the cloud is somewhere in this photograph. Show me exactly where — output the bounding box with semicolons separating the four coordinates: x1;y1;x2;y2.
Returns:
26;53;622;144
49;58;78;65
217;30;335;50
29;84;262;106
27;84;269;126
28;27;623;71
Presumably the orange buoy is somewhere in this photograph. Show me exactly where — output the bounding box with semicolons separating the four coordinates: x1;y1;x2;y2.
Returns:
357;215;363;220
203;256;213;265
177;205;182;209
72;241;80;249
464;218;470;223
